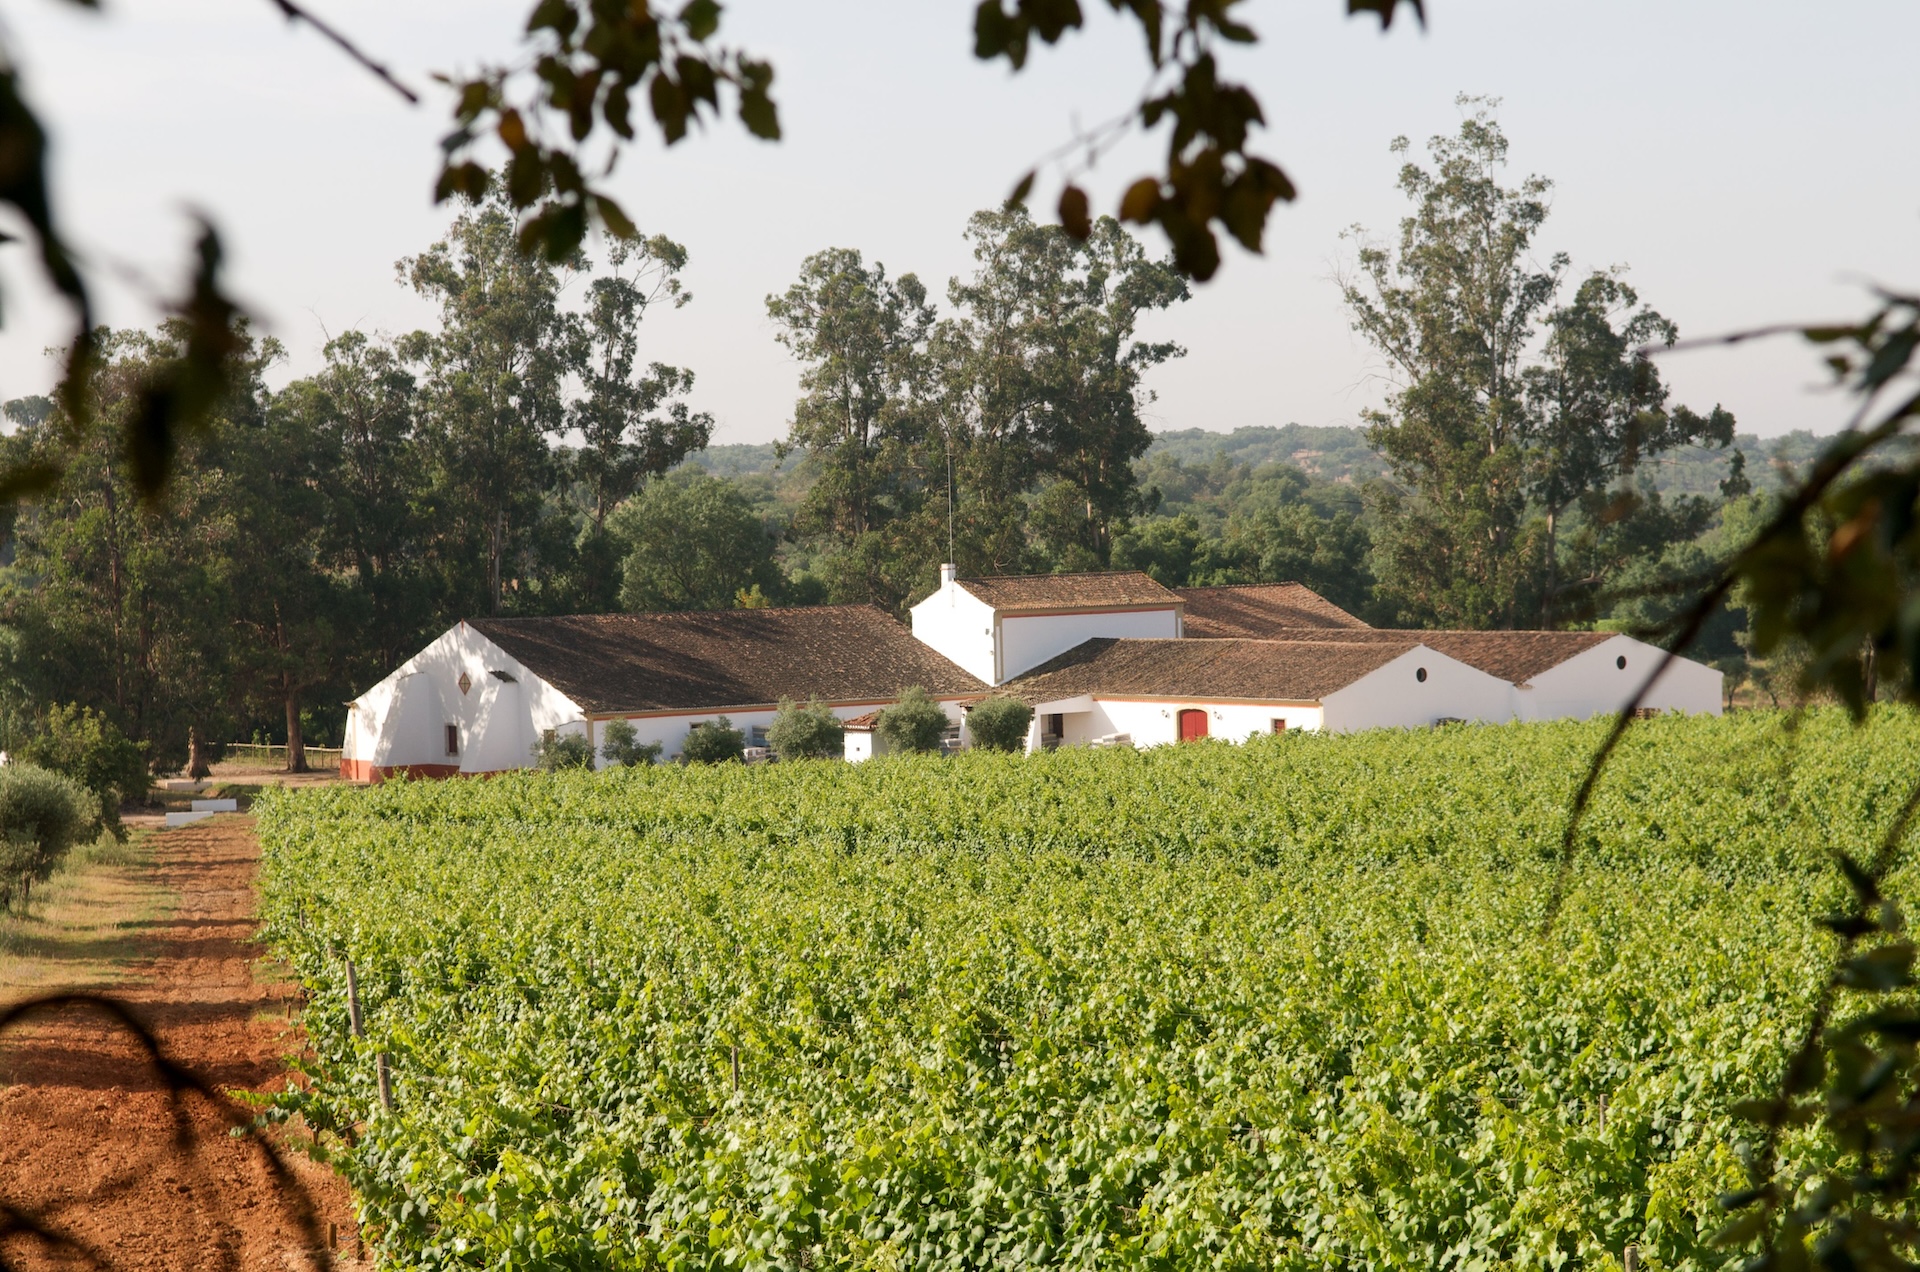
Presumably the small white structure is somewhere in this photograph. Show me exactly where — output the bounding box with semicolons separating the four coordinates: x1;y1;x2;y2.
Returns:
1005;637;1515;747
341;606;984;781
912;567;1184;685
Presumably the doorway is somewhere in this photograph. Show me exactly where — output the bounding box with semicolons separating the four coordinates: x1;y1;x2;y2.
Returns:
1177;709;1209;741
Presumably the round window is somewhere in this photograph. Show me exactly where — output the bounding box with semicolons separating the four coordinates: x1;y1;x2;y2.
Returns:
1415;667;1428;683
1616;655;1627;670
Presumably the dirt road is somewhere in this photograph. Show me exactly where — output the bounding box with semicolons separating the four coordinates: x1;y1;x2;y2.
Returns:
0;817;358;1271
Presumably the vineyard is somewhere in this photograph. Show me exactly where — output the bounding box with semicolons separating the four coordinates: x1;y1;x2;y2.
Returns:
256;710;1920;1272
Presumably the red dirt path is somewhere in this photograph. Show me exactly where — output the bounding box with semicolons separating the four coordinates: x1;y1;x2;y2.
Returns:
0;817;360;1271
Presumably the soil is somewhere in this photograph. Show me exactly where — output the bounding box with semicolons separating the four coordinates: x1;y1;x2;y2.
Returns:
0;817;360;1271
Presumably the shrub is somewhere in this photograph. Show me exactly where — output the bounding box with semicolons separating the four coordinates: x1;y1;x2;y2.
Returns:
531;729;595;771
767;699;844;762
966;696;1033;753
17;704;149;834
0;763;96;913
600;719;662;768
878;687;949;755
682;717;746;765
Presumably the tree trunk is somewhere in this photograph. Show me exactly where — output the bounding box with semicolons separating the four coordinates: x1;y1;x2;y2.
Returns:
187;727;212;780
285;690;308;774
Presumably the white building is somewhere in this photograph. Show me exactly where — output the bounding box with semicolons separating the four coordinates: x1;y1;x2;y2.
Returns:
343;573;1723;780
1176;583;1723;720
341;606;985;781
1002;636;1516;748
911;566;1185;685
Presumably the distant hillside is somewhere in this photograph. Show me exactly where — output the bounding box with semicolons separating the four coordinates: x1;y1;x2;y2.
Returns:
1146;425;1836;498
678;427;1842;499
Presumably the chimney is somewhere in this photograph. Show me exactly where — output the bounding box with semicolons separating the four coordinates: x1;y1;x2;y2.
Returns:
939;563;957;588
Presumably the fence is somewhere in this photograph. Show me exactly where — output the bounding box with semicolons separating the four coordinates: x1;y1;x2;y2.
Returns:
222;743;344;769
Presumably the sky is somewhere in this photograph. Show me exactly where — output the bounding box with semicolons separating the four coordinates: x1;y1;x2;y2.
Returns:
0;0;1915;448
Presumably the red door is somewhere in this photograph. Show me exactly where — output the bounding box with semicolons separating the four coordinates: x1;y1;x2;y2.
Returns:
1177;709;1209;741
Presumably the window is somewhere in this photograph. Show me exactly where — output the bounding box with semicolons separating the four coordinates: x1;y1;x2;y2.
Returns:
1616;655;1628;670
444;723;460;757
1415;667;1428;683
748;725;769;749
1271;719;1287;734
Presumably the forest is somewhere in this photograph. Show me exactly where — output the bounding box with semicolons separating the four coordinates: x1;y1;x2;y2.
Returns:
0;107;1819;769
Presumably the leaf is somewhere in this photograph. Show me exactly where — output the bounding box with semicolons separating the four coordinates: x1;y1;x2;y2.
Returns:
679;0;721;42
1347;0;1425;29
1058;184;1092;240
1838;943;1915;992
594;195;637;240
1120;177;1160;223
1007;170;1036;208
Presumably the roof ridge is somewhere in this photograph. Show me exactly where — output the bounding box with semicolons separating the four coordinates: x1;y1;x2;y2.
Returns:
960;568;1161;583
468;603;888;626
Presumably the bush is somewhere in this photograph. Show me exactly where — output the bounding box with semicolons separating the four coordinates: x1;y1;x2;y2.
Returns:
16;704;149;833
878;687;949;755
682;716;746;765
966;696;1033;753
767;699;844;762
0;763;96;913
531;729;595;771
601;719;663;768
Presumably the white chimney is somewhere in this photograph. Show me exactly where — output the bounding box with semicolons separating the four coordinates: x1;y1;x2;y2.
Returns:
939;563;957;588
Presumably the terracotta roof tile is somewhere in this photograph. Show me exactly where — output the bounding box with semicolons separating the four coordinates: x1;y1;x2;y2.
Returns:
1005;637;1420;704
958;570;1180;612
1236;627;1613;684
1177;583;1372;633
468;606;987;714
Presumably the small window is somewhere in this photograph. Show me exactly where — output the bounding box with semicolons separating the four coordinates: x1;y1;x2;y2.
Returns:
1415;667;1428;683
444;723;459;757
748;726;769;749
1271;719;1287;734
1616;655;1628;670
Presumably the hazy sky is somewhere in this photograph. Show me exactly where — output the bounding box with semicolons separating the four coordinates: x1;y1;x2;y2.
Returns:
2;0;1915;447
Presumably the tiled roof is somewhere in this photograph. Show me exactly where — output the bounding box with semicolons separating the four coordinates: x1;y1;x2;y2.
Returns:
468;607;987;714
958;570;1181;613
1004;637;1420;704
1177;583;1372;634
1237;627;1614;684
842;709;883;729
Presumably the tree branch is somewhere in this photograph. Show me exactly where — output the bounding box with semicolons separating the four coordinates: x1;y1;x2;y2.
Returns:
263;0;419;104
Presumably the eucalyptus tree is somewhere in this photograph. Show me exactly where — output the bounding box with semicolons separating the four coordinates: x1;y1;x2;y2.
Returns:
400;194;574;617
766;248;938;605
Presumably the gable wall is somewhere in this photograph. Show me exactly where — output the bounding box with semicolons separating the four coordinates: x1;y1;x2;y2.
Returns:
999;609;1181;684
1520;635;1723;720
909;583;999;685
1320;646;1518;732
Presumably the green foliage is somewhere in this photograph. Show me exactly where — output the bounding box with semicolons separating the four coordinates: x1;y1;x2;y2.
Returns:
0;762;96;913
964;694;1032;752
876;685;948;754
765;698;843;762
609;469;781;612
259;710;1915;1271
16;704;148;832
599;718;661;768
1344;99;1735;629
530;727;595;771
681;716;745;765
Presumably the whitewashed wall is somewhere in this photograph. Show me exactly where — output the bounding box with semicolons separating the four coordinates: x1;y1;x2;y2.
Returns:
909;582;998;684
345;623;588;775
1023;697;1325;751
1321;646;1516;732
998;610;1181;684
1518;635;1723;720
